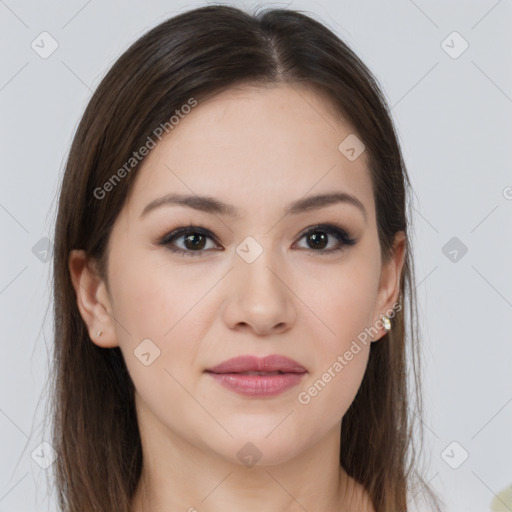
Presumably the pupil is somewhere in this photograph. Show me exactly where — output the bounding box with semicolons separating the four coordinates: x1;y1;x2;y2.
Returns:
185;233;206;250
182;231;330;251
309;232;327;249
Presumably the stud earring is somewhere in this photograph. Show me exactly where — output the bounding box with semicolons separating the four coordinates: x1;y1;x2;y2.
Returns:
381;315;391;332
96;330;103;338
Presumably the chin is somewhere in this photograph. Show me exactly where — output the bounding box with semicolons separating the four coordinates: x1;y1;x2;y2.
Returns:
208;431;305;468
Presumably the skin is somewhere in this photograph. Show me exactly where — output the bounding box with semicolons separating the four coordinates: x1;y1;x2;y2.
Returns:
69;83;405;512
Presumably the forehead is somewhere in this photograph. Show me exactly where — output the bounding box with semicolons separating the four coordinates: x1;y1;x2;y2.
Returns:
125;83;374;222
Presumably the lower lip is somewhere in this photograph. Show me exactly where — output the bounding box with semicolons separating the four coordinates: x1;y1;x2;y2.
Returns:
206;372;306;397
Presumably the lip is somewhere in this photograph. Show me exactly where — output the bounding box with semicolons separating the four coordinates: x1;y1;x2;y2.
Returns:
206;354;307;374
205;354;307;398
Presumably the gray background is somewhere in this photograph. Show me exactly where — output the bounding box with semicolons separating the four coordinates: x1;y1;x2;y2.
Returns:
1;0;511;510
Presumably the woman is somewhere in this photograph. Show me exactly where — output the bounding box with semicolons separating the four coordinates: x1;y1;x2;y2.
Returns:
51;4;441;511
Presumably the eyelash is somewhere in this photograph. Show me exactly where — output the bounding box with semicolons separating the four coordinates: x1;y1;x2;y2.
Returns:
157;223;357;258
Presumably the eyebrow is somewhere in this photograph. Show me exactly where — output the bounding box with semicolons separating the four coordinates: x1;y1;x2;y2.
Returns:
140;191;367;223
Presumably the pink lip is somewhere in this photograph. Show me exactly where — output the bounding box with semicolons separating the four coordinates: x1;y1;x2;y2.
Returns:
207;354;307;374
205;354;307;397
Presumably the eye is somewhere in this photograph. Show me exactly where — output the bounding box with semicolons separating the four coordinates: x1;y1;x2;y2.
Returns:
294;224;357;254
157;225;220;257
157;223;357;257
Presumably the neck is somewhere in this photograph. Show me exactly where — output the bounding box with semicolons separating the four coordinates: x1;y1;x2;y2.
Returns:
130;396;357;511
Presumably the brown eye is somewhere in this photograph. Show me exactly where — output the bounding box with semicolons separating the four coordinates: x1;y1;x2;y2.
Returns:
306;231;329;250
295;224;357;253
158;226;219;257
157;223;357;258
182;232;207;250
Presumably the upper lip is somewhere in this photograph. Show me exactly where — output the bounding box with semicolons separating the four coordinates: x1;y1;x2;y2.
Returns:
205;354;307;374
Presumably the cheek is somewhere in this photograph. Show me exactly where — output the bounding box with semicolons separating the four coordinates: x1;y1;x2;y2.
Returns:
108;260;213;439
109;254;210;342
296;344;370;435
296;256;379;351
108;255;219;394
291;258;377;419
294;269;374;420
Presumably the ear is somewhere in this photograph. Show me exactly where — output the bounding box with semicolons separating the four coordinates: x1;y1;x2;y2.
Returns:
68;249;118;348
372;231;407;341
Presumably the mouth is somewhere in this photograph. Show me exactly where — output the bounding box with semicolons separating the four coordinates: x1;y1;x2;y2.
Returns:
205;354;307;374
224;370;284;375
204;354;307;397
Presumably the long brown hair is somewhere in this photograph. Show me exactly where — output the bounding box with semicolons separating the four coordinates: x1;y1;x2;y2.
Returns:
49;4;441;511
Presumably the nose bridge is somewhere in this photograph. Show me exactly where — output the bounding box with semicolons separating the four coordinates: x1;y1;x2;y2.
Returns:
221;234;296;333
235;235;285;298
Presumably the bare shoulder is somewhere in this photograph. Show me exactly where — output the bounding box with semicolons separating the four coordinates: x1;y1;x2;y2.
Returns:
343;474;376;512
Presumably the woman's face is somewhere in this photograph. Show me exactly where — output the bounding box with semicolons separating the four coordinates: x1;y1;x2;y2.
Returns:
73;83;405;467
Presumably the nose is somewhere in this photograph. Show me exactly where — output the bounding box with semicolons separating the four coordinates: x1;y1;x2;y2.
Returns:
221;246;297;336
